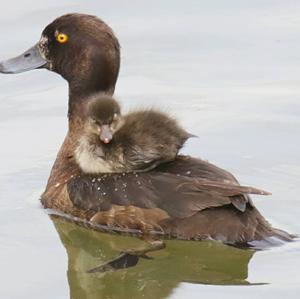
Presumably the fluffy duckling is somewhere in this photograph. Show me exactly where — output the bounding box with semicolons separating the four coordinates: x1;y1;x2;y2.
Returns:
75;95;193;173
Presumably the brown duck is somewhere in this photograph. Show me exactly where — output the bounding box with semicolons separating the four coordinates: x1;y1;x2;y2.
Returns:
0;13;293;246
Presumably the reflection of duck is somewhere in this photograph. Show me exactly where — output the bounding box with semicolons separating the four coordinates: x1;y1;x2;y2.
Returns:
51;216;256;299
0;13;292;245
75;95;192;173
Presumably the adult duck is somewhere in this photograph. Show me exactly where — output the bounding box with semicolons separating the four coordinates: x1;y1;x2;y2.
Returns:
0;13;292;246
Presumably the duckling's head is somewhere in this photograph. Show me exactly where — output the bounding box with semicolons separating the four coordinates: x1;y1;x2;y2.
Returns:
0;14;120;96
84;96;123;144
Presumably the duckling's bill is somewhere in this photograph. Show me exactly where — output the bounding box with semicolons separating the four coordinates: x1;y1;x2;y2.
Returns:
0;43;46;74
100;125;113;144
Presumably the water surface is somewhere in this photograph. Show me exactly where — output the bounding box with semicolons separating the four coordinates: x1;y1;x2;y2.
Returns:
0;1;300;298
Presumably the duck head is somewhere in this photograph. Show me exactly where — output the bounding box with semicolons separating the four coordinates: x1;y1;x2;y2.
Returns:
85;95;124;144
0;13;120;98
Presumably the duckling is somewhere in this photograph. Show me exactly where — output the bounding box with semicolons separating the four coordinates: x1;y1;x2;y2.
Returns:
75;95;193;173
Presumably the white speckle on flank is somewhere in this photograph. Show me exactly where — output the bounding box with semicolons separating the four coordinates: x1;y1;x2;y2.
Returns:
97;187;101;190
92;178;96;183
114;188;118;192
54;183;60;188
186;171;191;175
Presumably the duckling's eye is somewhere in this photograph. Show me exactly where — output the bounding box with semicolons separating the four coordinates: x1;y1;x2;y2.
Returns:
91;118;100;126
56;33;69;44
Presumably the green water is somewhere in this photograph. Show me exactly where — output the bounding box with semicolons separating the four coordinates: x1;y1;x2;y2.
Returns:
52;216;255;299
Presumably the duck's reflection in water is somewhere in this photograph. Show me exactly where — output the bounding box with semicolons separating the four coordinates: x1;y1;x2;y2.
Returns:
50;215;256;299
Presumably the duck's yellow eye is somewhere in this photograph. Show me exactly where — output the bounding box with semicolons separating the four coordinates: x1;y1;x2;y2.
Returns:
56;33;68;44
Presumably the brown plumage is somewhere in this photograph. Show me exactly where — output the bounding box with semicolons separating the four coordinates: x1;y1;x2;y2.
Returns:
0;13;293;246
75;95;193;173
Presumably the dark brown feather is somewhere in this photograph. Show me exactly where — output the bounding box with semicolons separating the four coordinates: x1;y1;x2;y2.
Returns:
67;166;270;219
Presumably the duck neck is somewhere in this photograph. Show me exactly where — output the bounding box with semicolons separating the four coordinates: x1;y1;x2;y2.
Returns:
67;43;120;130
68;84;115;133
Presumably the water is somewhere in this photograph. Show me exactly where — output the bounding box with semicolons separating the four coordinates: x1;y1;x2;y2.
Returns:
0;1;300;298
